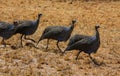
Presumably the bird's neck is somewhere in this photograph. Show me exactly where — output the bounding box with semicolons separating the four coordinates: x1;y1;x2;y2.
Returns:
36;17;40;24
65;23;74;38
69;23;74;31
95;29;100;40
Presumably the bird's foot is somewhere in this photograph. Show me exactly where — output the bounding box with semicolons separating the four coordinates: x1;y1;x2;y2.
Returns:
57;48;63;53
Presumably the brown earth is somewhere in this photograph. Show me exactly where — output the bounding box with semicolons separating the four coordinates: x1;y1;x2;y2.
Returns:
0;0;120;76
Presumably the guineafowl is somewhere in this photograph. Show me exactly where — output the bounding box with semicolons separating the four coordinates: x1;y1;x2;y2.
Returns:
37;20;76;52
15;13;42;47
0;21;18;47
63;25;100;65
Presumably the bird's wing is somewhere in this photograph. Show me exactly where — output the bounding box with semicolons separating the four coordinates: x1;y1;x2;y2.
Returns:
16;20;32;26
16;20;30;24
0;22;10;29
68;34;90;46
42;27;64;38
42;26;56;34
67;37;94;50
16;21;32;29
0;22;14;32
43;26;65;34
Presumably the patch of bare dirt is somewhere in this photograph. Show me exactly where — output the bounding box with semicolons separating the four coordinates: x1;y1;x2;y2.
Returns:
0;0;120;76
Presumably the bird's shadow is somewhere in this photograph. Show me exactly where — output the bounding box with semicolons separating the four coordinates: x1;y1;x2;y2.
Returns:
25;42;39;49
90;58;105;66
10;42;39;49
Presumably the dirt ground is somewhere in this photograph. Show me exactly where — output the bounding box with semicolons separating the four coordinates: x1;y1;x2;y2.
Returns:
0;0;120;76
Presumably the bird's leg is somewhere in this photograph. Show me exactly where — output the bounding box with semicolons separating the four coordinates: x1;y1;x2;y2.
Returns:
89;54;99;65
75;51;82;60
36;38;41;46
46;39;49;50
20;34;24;47
24;35;36;43
56;41;62;53
61;49;67;56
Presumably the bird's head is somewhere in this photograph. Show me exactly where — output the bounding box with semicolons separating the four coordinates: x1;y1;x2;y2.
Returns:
70;19;77;29
38;13;42;18
72;19;76;25
13;21;18;26
71;19;76;27
95;25;100;29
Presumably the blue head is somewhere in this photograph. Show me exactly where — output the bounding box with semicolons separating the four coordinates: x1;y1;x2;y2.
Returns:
71;20;76;26
35;13;42;25
38;13;42;19
13;21;18;26
95;25;100;38
69;19;76;30
95;25;100;30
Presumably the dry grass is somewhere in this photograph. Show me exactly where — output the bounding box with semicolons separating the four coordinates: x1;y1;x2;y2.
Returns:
0;0;120;76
